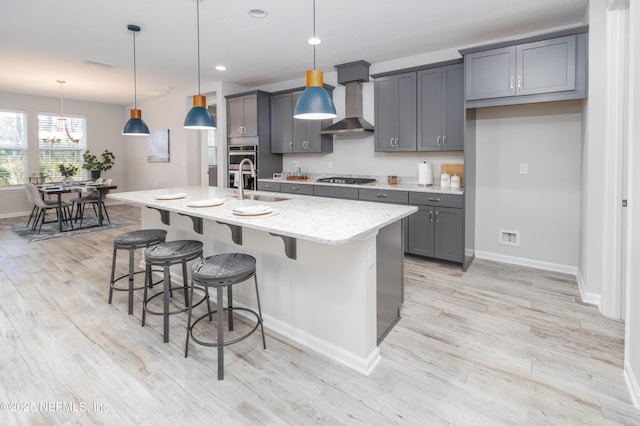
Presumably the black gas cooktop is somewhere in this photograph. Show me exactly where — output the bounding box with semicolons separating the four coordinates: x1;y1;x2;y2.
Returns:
316;177;376;185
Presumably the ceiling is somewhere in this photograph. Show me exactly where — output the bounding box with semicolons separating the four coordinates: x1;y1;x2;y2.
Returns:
0;0;588;106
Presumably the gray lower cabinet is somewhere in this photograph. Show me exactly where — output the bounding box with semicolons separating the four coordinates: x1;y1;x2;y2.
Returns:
407;192;463;262
313;185;358;200
270;90;333;153
374;72;417;152
417;64;464;151
280;182;314;195
257;181;281;192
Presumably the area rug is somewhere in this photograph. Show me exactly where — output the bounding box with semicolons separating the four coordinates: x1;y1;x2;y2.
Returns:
10;215;132;243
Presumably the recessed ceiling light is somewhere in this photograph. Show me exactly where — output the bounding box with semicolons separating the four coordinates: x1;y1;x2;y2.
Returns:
307;37;322;45
215;65;227;71
248;9;267;18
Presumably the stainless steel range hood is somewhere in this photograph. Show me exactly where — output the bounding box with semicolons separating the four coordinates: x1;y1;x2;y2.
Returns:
321;61;374;135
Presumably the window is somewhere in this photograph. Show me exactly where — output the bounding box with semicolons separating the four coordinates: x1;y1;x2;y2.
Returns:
0;110;28;186
38;113;87;181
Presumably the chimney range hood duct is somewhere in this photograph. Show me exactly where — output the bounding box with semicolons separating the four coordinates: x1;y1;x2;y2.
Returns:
321;60;374;135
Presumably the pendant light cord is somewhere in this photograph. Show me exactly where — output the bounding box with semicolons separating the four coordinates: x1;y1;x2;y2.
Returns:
196;0;202;95
132;30;138;109
312;0;316;70
58;80;64;118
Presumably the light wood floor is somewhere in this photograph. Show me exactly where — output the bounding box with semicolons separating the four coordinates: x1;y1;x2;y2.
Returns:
0;204;638;425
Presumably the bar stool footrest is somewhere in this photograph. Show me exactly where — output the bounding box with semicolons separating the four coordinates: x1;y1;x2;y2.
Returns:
144;287;208;316
189;307;261;347
110;269;163;292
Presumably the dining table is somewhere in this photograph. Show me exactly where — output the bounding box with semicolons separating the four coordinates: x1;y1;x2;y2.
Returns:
38;183;117;232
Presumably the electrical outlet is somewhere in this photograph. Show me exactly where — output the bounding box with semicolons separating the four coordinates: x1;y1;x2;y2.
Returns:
519;164;528;174
499;229;520;247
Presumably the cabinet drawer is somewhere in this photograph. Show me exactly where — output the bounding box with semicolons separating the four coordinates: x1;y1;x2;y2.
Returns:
359;188;408;204
257;181;280;192
313;185;359;200
409;192;462;208
280;182;314;195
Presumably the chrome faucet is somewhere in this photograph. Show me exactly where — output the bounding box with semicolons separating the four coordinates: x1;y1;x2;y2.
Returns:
236;158;256;200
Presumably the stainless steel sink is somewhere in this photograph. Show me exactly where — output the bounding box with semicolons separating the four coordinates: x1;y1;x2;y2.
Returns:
246;194;289;202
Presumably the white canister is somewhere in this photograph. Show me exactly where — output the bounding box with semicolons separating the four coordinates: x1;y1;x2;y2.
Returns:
451;173;461;189
440;171;450;188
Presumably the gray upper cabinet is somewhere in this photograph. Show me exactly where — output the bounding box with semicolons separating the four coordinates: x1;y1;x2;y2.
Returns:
417;64;464;151
270;90;333;153
228;94;258;138
465;46;516;101
463;31;586;107
374;72;417;152
517;36;576;96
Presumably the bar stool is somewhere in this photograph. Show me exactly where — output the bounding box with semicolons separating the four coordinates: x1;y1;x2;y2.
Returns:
185;253;266;380
143;240;206;343
109;229;167;315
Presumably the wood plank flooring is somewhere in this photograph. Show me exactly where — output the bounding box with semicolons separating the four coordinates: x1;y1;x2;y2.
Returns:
0;204;639;425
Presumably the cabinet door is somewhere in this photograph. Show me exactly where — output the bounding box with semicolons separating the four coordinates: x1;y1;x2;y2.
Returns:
434;207;463;262
270;93;293;153
417;68;442;151
517;35;576;96
442;64;464;151
395;72;417;151
242;95;258;136
407;206;435;257
374;75;398;152
465;46;516;101
280;182;314;195
227;97;245;137
292;92;308;152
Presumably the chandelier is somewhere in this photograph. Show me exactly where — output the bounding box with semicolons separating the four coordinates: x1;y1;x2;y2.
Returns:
42;80;81;143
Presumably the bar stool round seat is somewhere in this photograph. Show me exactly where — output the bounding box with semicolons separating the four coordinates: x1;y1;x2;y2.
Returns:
185;253;266;380
143;240;206;343
109;229;167;315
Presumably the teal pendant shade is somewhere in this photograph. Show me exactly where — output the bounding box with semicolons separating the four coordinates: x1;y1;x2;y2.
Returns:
294;86;336;119
122;115;150;135
184;105;216;129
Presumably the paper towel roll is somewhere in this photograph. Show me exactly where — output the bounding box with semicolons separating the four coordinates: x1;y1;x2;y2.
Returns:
418;162;433;186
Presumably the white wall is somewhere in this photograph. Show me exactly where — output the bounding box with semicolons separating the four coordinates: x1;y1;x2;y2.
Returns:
625;0;640;408
0;91;124;217
475;101;583;271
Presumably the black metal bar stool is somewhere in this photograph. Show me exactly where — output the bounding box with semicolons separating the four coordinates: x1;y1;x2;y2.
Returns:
109;229;167;315
143;240;206;343
185;253;266;380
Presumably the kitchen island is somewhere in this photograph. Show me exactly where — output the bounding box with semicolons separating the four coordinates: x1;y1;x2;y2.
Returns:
109;186;416;374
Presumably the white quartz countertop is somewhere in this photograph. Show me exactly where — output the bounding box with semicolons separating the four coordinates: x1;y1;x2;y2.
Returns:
261;178;464;195
108;186;417;245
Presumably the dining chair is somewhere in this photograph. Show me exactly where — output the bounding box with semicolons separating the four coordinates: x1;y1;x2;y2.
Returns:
70;182;111;226
26;183;73;233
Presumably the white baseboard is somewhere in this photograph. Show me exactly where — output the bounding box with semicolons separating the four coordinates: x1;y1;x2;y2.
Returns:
474;250;578;275
576;268;602;310
0;210;31;219
625;362;640;408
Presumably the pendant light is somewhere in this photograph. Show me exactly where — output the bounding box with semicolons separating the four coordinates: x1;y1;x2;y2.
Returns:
184;0;216;129
293;0;337;120
122;24;150;136
42;80;82;143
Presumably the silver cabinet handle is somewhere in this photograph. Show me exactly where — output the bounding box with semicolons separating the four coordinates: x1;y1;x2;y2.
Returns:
510;77;514;91
427;197;441;202
436;136;441;146
395;137;399;147
517;76;522;91
390;137;394;147
289;141;293;151
442;136;446;146
291;186;300;191
376;193;388;198
264;184;272;188
435;211;439;223
429;210;433;223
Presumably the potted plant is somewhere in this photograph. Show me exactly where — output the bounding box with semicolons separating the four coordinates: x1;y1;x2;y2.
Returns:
82;149;115;179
